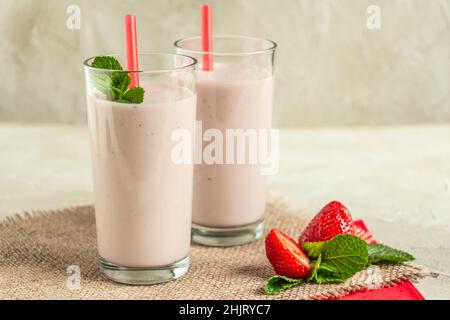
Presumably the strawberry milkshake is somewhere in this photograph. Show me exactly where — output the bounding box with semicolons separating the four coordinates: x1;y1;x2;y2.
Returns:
175;36;277;246
84;53;197;284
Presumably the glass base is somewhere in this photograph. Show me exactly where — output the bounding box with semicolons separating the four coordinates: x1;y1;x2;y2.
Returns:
192;220;264;247
99;256;189;285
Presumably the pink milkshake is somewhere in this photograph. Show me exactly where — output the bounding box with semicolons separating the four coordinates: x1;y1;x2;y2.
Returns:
194;63;273;227
84;53;197;284
175;36;277;246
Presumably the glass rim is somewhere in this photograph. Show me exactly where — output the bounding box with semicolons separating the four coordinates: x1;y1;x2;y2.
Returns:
174;35;277;56
83;52;198;74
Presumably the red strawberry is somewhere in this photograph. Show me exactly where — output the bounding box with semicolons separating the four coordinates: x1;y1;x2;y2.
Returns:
265;228;310;278
299;201;355;243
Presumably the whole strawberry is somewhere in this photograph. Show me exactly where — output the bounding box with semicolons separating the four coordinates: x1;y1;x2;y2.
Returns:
265;228;310;278
299;201;355;243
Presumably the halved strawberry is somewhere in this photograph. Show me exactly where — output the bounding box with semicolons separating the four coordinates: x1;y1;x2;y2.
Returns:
265;228;310;278
299;201;355;243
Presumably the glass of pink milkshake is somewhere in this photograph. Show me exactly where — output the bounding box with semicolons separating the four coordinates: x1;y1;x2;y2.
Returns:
175;36;277;246
83;53;197;284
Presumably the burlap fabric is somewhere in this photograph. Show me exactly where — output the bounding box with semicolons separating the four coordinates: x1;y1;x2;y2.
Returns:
0;201;426;300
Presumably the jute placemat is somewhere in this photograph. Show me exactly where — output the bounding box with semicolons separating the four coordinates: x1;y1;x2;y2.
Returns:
0;201;426;300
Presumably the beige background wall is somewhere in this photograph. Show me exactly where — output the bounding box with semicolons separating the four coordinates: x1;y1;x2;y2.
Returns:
0;0;448;127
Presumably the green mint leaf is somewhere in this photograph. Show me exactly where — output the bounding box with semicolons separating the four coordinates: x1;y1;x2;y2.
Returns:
311;261;350;284
120;87;145;104
368;244;415;264
111;72;131;98
301;241;325;259
263;275;303;295
89;56;144;104
313;269;349;284
302;235;368;283
90;70;115;99
90;56;127;100
91;56;123;70
307;254;322;282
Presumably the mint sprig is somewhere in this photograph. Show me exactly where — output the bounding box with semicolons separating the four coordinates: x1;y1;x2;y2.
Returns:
90;56;144;104
119;87;144;103
306;253;321;282
303;235;368;284
91;55;123;70
264;276;302;295
264;235;415;295
368;244;414;264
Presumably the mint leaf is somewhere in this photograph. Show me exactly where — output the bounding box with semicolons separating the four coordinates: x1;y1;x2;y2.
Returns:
312;265;349;284
302;235;368;283
112;72;131;97
121;87;145;104
301;241;325;259
89;56;144;104
90;70;115;99
368;244;415;264
307;253;322;282
92;56;123;70
264;275;302;295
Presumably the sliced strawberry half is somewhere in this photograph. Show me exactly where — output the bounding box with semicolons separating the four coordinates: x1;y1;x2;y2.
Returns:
299;200;356;243
265;228;310;278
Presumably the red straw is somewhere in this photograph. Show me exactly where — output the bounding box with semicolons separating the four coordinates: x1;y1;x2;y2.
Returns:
125;14;139;87
201;4;213;71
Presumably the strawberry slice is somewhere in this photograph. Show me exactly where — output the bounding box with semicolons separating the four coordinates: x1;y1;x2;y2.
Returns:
299;200;356;243
265;228;310;278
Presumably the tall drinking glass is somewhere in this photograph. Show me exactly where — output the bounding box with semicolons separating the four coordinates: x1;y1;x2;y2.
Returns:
83;53;197;284
175;36;277;246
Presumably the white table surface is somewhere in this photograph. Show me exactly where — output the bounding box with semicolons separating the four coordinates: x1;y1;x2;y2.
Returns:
1;122;449;299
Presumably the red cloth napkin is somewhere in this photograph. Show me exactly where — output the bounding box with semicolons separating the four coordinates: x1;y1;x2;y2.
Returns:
332;220;424;300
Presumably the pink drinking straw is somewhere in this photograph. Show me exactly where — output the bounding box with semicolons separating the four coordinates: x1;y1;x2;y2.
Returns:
125;14;140;88
201;4;213;71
